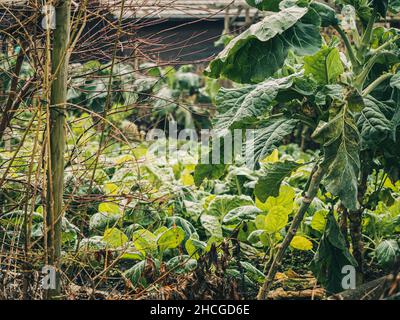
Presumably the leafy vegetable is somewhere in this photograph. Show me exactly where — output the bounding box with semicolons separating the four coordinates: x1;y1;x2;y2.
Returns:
205;6;322;83
375;239;400;269
310;213;358;293
255;160;301;202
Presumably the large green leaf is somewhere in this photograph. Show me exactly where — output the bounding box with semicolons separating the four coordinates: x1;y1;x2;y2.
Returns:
157;227;185;252
310;212;358;293
312;106;360;210
246;117;298;166
240;261;265;284
166;255;197;274
185;237;207;259
222;205;262;225
356;97;392;150
304;47;344;84
166;216;197;240
200;214;223;238
205;6;321;83
208;195;254;217
123;260;147;287
123;259;160;287
375;239;400;269
310;2;339;27
214;75;296;130
194;163;225;186
246;0;281;11
103;228;128;248
255;160;301;202
131;229;158;253
315;84;345;106
391;72;400;90
263;206;289;233
89;212;120;234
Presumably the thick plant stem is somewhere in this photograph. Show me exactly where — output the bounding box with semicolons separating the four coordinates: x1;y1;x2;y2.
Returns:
354;52;384;91
46;0;71;299
334;25;359;71
359;11;377;58
348;158;370;285
338;205;350;248
362;73;393;96
257;164;325;300
348;209;364;284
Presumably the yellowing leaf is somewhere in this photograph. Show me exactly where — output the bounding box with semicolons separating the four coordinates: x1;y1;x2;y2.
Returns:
255;214;267;229
185;237;207;259
265;185;295;214
260;149;279;163
132;146;148;159
98;202;121;215
388;200;400;218
181;170;194;186
114;154;135;165
264;206;288;233
132;229;157;254
384;177;398;192
311;209;327;232
184;164;196;172
103;228;128;248
256;197;269;212
290;235;313;250
103;183;119;195
157;227;185;252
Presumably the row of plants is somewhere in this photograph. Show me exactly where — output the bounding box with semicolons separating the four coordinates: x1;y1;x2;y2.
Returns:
1;122;399;297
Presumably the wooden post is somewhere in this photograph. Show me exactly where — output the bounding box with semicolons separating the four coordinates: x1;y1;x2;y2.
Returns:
245;8;250;27
46;0;71;299
224;8;230;34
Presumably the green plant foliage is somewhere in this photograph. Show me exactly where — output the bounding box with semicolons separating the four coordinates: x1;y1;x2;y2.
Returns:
157;227;185;252
185;237;207;259
207;195;254;217
290;235;313;250
264;206;289;233
310;209;328;232
310;2;340;27
166;255;197;274
103;228;128;248
312;107;360;210
214;75;296;130
310;213;358;293
246;117;298;166
357;97;392;149
200;214;223;238
255;160;301;202
194;163;225;186
205;6;322;83
223;206;262;225
304;47;344;84
375;239;400;269
246;0;281;11
3;0;400;299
